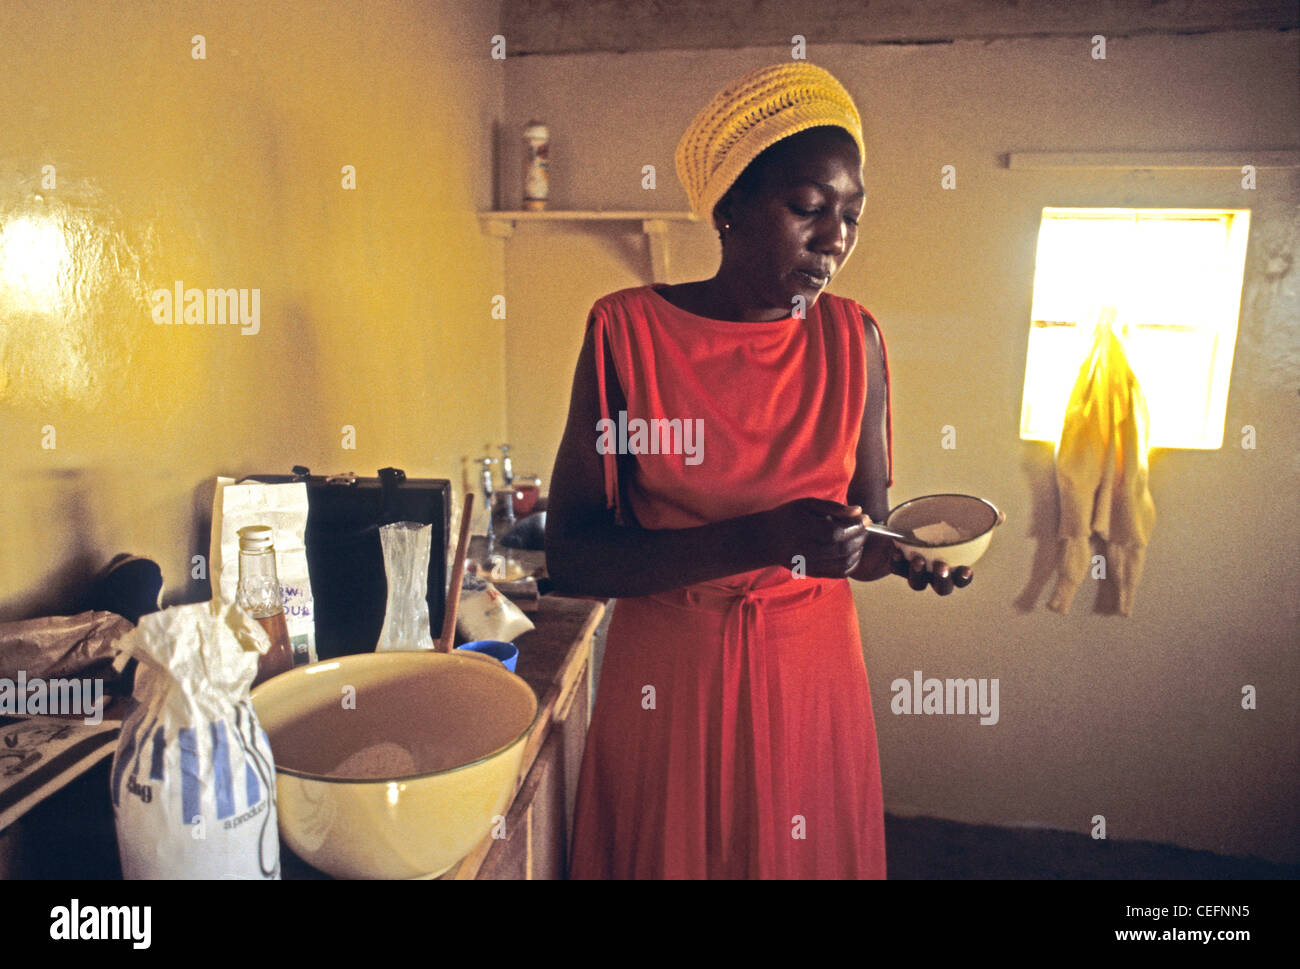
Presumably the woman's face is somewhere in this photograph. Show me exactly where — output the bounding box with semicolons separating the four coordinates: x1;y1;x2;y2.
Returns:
716;127;865;315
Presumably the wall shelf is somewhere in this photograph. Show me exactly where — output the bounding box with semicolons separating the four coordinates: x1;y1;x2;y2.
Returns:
1005;150;1300;170
477;210;699;282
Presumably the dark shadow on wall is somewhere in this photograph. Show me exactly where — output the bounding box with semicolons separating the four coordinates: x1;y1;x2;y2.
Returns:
0;470;100;623
1013;442;1061;613
173;476;217;608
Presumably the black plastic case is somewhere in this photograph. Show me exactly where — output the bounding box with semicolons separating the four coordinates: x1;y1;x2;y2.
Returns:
244;467;451;660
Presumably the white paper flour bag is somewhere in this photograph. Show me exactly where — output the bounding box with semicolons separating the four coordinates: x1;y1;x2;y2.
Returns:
111;601;279;880
211;477;316;665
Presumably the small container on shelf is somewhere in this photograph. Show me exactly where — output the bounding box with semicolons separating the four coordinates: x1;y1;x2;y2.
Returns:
522;120;549;211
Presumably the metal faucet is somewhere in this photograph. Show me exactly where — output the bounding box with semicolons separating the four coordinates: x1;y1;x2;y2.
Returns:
498;444;514;488
473;456;496;560
475;456;494;504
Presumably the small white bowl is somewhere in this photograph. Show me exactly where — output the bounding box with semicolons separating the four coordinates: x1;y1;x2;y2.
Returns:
886;494;1005;570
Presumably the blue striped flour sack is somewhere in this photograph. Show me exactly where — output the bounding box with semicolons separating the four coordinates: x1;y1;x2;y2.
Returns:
111;601;279;879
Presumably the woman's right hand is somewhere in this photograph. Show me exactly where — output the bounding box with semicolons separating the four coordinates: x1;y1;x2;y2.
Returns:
755;498;868;578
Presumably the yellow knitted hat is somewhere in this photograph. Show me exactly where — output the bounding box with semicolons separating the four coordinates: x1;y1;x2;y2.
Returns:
674;62;864;222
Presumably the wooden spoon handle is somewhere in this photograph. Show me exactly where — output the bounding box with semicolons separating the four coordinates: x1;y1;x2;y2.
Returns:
437;492;474;653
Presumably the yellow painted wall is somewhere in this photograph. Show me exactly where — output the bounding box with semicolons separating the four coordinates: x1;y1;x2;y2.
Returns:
0;0;506;617
501;34;1299;862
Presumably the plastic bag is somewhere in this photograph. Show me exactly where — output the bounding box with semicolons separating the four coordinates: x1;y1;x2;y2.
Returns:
212;477;316;665
456;573;534;645
375;522;435;652
110;600;279;879
0;610;133;686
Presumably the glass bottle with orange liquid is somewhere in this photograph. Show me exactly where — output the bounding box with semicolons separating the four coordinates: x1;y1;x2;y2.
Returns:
236;525;295;688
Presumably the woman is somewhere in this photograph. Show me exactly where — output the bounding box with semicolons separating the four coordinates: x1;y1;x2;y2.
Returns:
546;62;971;879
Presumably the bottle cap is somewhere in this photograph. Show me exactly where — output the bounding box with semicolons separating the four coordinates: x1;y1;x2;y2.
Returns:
238;525;275;552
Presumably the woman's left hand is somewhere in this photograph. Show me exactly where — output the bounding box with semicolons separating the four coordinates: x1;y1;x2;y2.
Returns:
890;549;973;596
848;536;974;593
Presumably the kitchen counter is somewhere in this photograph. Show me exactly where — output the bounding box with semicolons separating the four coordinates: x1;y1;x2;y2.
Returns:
0;595;604;880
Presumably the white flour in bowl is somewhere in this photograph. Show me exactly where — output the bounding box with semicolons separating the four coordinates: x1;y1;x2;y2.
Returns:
331;741;418;779
910;521;964;545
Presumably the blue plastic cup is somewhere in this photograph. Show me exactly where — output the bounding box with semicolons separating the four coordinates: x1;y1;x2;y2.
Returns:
455;640;518;672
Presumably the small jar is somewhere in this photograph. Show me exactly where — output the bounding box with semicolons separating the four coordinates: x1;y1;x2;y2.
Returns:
236;525;296;687
522;120;549;211
512;474;541;518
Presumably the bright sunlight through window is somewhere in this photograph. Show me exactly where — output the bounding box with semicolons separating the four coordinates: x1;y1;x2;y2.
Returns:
1019;207;1250;449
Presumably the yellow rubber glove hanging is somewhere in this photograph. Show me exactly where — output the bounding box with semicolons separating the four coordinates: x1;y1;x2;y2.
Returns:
1048;308;1156;616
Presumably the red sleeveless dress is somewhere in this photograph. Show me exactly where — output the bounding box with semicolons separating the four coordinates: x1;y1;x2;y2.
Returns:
568;283;893;879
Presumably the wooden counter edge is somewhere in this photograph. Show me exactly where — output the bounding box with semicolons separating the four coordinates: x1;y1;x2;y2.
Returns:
445;597;605;879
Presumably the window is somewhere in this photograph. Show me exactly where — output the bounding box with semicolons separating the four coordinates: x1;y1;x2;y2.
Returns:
1019;207;1251;449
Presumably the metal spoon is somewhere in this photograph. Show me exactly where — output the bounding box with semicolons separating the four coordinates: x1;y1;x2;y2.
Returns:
862;521;943;547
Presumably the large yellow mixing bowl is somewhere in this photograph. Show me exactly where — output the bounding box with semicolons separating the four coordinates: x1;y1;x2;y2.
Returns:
251;650;538;879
